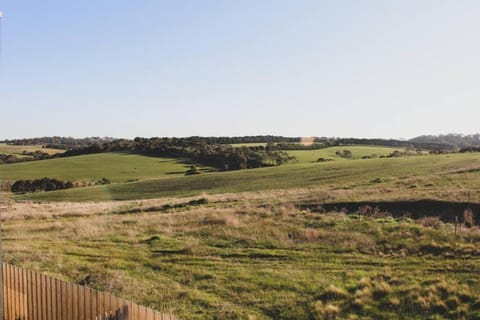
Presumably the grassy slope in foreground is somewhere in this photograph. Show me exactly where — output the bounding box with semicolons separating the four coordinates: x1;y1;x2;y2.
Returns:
4;194;480;319
1;152;210;183
17;153;480;202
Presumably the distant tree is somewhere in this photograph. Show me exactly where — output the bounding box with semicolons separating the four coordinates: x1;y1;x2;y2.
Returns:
185;165;200;175
335;150;353;159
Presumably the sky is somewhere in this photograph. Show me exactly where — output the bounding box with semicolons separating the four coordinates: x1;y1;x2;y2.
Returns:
0;0;479;140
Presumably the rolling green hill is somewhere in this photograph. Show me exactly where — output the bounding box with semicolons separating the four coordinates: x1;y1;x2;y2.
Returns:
2;146;480;319
0;152;211;184
15;152;480;202
287;145;405;163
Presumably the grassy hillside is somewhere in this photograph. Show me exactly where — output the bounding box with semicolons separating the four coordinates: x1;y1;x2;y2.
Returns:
1;152;211;184
3;192;480;319
15;153;480;202
0;143;64;156
287;145;404;163
2;147;480;319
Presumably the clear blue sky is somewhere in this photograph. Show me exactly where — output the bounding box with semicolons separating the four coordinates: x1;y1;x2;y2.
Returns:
0;0;479;139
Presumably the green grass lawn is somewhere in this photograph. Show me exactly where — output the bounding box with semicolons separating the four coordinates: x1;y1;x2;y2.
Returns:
1;152;211;184
287;145;404;163
15;152;480;202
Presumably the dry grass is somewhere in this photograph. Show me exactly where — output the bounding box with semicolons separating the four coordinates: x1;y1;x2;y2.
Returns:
1;183;480;319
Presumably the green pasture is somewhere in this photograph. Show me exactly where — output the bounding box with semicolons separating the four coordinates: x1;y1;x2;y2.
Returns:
16;152;480;202
287;145;404;163
1;152;210;184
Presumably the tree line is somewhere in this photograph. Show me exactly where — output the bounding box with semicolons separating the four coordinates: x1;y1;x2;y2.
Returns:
56;137;295;170
2;135;465;168
410;133;480;148
2;136;115;150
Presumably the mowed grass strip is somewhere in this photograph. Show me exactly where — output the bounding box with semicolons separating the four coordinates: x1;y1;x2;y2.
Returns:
1;152;209;183
17;153;480;202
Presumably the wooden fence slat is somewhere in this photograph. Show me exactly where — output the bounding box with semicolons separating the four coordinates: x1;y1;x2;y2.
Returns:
55;278;61;320
3;264;8;320
46;272;52;320
107;291;113;316
20;268;28;319
49;276;55;320
3;265;7;320
61;280;67;320
11;266;18;318
142;306;148;320
15;267;18;320
10;265;14;320
13;266;18;320
72;281;78;320
69;282;75;320
19;267;22;320
18;267;23;319
4;264;8;320
27;270;32;320
32;270;37;320
103;291;109;318
42;273;47;320
22;267;27;319
147;307;155;320
78;284;85;320
91;289;98;320
32;271;38;320
18;266;23;319
85;287;92;320
110;295;117;320
98;289;104;319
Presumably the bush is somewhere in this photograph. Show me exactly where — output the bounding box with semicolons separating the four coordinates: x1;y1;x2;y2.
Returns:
335;150;352;159
419;216;442;229
96;177;111;185
185;165;200;175
464;209;474;227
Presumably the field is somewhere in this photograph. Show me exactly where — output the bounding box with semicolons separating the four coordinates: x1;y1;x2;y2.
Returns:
1;149;480;319
0;143;64;156
10;152;480;202
0;152;211;184
287;145;404;163
3;190;480;319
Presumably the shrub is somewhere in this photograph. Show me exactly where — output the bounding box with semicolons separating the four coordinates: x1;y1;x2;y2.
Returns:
96;177;111;185
464;209;474;227
321;285;350;300
419;216;442;229
185;164;200;175
312;301;340;320
373;281;393;299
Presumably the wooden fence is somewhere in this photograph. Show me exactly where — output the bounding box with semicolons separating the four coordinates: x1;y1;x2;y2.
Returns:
2;263;177;320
